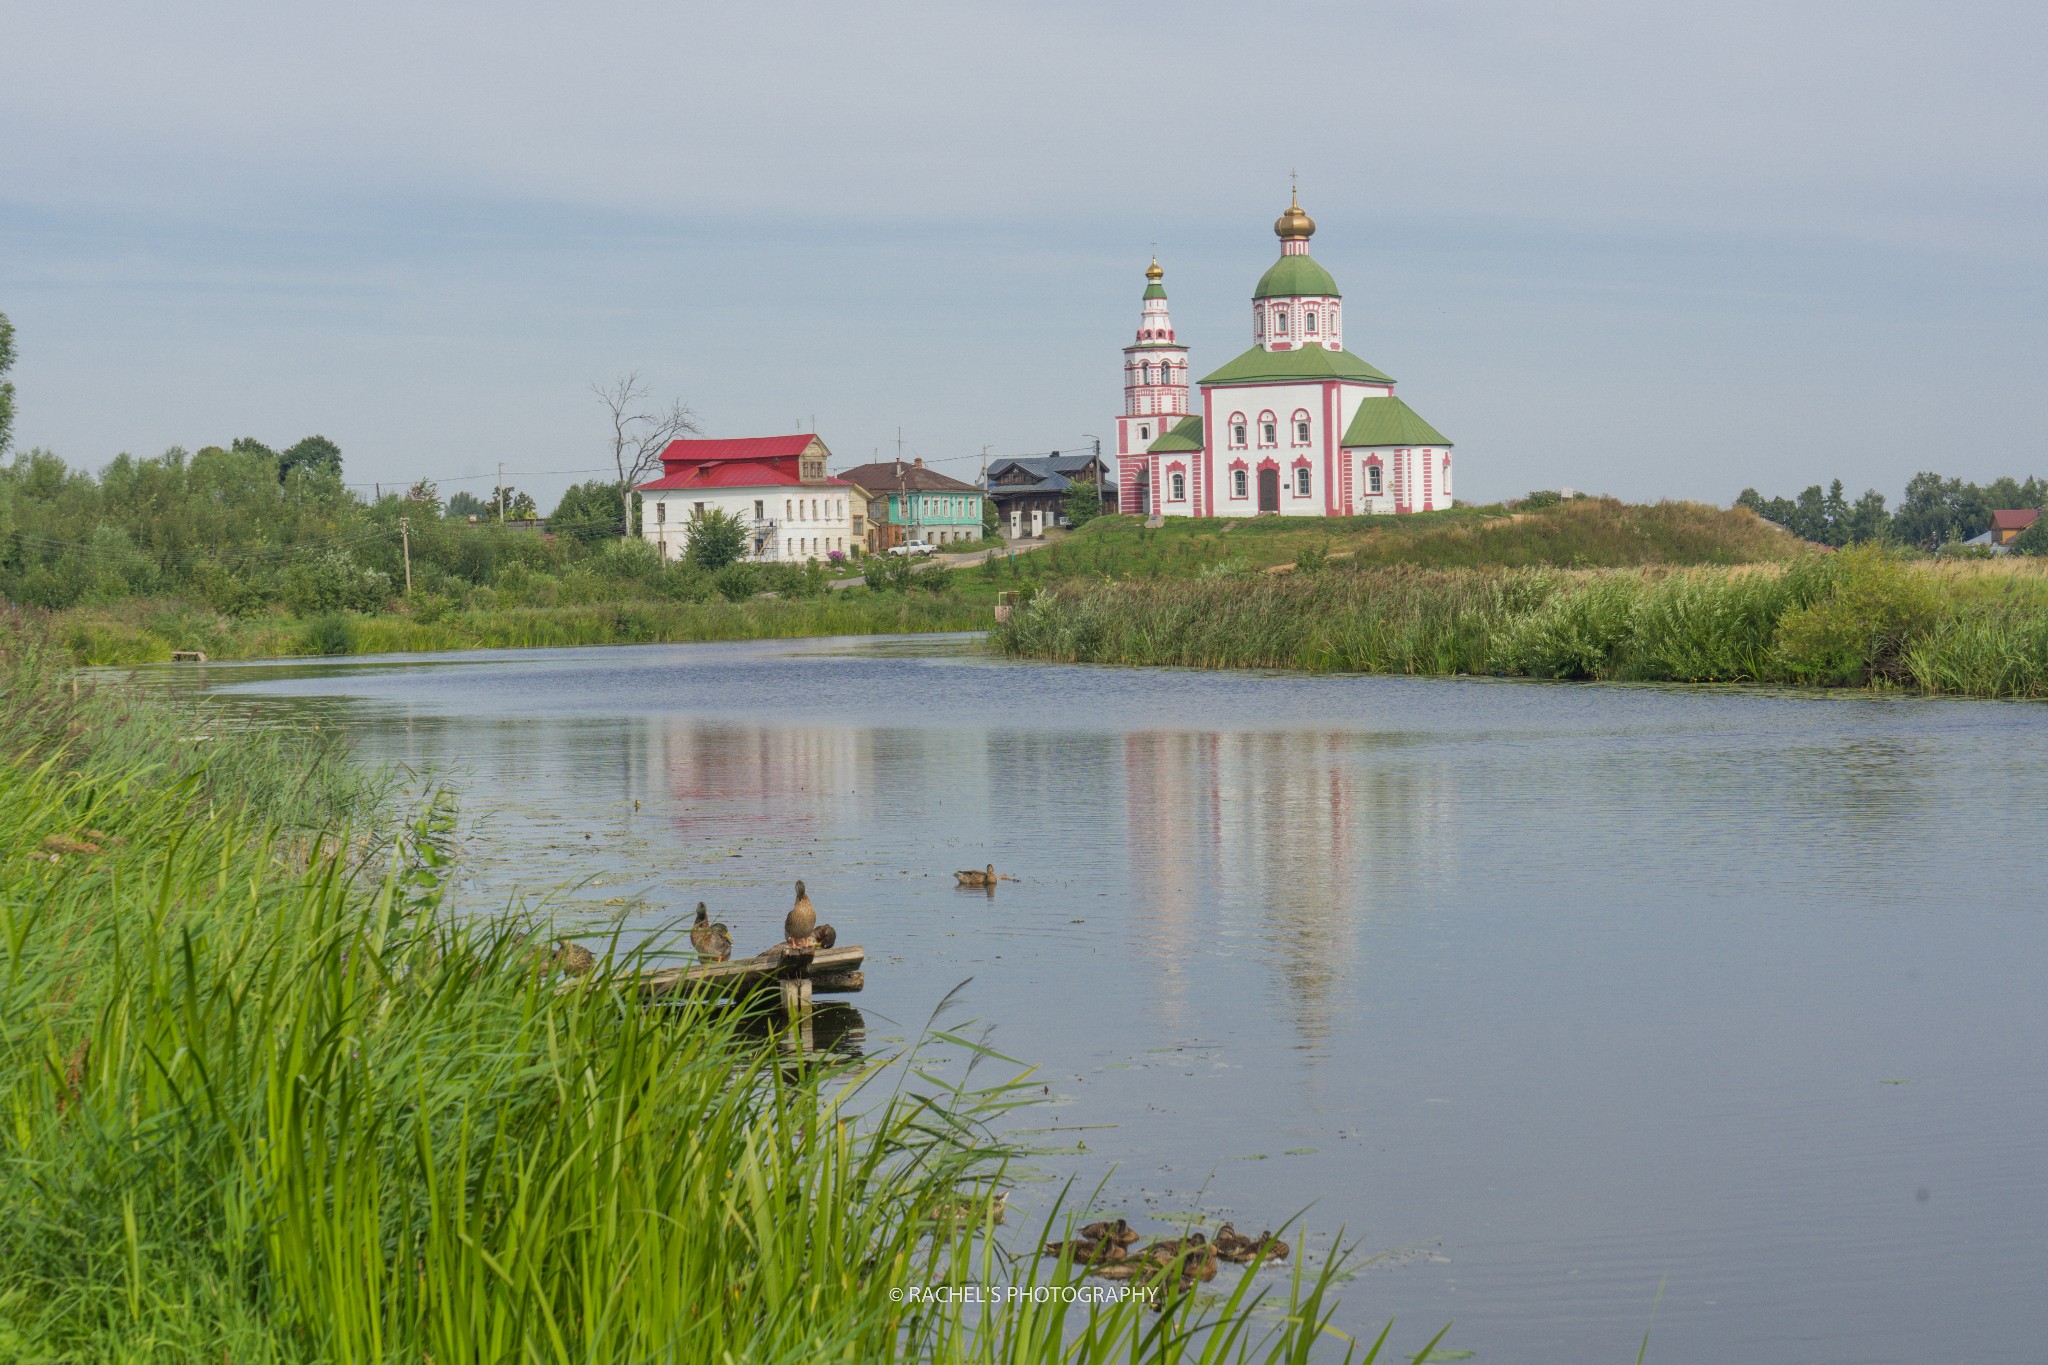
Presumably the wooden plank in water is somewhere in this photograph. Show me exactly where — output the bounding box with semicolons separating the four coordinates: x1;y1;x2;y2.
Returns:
628;944;865;999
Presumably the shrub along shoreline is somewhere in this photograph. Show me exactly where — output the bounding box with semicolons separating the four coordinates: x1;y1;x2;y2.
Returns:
992;547;2048;699
0;639;1383;1362
42;590;991;665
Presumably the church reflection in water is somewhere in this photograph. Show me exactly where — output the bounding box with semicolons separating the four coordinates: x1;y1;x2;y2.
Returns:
621;716;1450;1051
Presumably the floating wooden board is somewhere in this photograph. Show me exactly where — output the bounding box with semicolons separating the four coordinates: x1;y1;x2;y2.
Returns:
623;944;865;999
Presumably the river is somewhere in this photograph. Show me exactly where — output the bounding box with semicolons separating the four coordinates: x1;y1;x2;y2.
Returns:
173;633;2048;1364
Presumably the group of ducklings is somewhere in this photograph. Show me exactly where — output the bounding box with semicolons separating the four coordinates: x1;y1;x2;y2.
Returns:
690;879;836;963
1042;1219;1289;1288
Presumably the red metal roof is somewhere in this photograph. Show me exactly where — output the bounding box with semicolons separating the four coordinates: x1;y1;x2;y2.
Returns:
656;435;818;463
1989;509;2040;532
636;466;851;491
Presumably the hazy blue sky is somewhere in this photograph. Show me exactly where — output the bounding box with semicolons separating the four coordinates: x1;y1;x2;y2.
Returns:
4;1;2044;509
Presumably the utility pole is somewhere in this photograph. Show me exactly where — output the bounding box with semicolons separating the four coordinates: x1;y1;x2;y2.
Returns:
399;514;412;594
497;461;505;524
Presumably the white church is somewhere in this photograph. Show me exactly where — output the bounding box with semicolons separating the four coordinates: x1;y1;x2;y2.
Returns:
1115;194;1454;519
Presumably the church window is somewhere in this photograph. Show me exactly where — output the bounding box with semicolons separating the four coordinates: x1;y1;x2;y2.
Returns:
1232;469;1248;499
1254;313;1263;336
1259;414;1277;447
1275;308;1287;333
1306;310;1317;334
1366;464;1383;495
1170;471;1186;501
1139;424;1150;440
1295;467;1311;497
1230;415;1247;449
1142;362;1152;385
1295;418;1310;445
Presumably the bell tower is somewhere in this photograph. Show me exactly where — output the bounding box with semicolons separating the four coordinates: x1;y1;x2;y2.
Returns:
1116;256;1190;517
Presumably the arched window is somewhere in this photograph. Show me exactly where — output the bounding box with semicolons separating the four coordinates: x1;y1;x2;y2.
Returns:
1276;308;1288;333
1366;464;1383;495
1138;424;1150;440
1253;312;1263;336
1142;362;1153;385
1306;310;1318;334
1259;412;1277;447
1294;414;1311;445
1295;467;1311;497
1230;414;1248;449
1170;471;1186;501
1232;468;1248;499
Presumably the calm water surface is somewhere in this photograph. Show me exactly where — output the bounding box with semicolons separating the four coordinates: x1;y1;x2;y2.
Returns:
179;634;2047;1363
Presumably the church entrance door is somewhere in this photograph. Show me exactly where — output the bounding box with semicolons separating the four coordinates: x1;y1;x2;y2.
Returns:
1257;467;1280;513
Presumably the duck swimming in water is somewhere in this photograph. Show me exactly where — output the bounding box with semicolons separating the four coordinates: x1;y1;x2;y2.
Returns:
784;880;817;948
955;864;997;888
690;903;732;961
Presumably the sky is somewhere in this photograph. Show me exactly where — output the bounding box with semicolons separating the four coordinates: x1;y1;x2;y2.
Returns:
4;0;2046;511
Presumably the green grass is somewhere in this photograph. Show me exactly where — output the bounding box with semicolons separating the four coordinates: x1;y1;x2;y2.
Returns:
39;591;992;665
994;546;2048;699
0;631;1398;1362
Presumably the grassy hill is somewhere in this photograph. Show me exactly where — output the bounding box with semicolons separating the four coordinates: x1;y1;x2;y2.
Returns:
959;498;1803;597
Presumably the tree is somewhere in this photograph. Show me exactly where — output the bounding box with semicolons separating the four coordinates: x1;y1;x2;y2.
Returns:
593;374;700;541
490;486;538;520
447;490;487;520
279;434;342;481
551;479;628;543
685;506;748;570
405;479;443;514
0;310;16;455
1063;476;1102;529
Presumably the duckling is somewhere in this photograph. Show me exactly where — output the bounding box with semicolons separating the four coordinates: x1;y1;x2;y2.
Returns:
813;923;837;950
1137;1232;1208;1267
1042;1236;1125;1265
1079;1218;1140;1247
689;903;732;961
784;879;817;948
954;863;997;888
554;940;596;977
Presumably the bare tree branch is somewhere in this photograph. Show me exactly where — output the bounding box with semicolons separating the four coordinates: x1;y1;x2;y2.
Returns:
593;373;701;540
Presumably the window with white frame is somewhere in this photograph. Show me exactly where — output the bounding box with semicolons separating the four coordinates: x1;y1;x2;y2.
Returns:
1293;414;1310;445
1260;415;1277;447
1295;467;1310;497
1232;468;1248;499
1275;308;1288;333
1138;424;1150;440
1366;463;1383;495
1306;310;1317;334
753;499;764;520
1170;471;1186;500
1230;415;1248;448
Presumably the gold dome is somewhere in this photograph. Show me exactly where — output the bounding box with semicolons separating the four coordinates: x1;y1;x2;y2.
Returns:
1145;256;1164;281
1274;189;1315;241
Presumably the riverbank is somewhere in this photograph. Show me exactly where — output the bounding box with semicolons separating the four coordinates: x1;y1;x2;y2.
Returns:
993;546;2048;698
37;591;991;664
0;638;1370;1361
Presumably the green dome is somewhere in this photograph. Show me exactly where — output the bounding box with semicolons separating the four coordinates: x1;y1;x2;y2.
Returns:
1253;253;1340;299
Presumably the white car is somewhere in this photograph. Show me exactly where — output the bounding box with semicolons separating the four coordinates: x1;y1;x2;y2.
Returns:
886;542;938;557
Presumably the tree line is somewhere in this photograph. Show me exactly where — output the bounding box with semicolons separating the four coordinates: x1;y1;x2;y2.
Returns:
1737;472;2048;552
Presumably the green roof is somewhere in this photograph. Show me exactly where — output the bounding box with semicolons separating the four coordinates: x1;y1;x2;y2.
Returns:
1253;254;1340;299
1143;282;1167;300
1199;343;1393;387
1341;396;1451;448
1147;415;1203;453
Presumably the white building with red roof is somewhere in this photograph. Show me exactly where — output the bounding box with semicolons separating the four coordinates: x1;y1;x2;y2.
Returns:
636;434;860;564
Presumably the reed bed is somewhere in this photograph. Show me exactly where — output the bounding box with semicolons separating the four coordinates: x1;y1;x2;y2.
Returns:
994;547;2048;699
41;592;992;666
0;637;1382;1362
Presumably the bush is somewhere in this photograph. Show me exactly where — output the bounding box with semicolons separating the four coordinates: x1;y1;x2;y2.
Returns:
409;592;455;625
686;508;749;571
283;551;392;616
1774;545;1941;685
301;613;355;655
712;562;760;602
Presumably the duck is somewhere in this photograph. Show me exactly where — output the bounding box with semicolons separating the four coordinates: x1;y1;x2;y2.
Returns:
955;863;998;888
784;879;817;948
1137;1232;1208;1267
690;903;732;961
554;939;596;977
1213;1224;1288;1263
813;922;837;950
1043;1237;1126;1266
1079;1218;1140;1247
